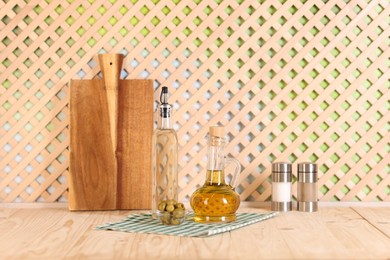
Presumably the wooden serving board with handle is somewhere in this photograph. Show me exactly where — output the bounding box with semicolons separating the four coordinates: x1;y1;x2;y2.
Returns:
69;54;153;210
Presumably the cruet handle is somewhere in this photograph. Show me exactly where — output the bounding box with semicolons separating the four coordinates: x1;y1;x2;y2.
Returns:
224;157;241;189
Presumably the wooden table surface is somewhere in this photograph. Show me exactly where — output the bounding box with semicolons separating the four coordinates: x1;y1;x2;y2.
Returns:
0;202;389;259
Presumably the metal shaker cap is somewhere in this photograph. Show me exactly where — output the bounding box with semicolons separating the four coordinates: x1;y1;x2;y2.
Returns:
272;162;292;182
297;162;318;183
298;162;317;173
272;162;292;173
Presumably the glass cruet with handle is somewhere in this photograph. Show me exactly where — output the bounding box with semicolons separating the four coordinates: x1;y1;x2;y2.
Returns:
190;125;241;223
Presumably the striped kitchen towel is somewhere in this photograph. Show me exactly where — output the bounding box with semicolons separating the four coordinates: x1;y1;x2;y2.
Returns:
96;212;277;237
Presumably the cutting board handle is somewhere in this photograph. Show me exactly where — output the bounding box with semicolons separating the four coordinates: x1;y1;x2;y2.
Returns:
98;54;124;90
98;54;124;173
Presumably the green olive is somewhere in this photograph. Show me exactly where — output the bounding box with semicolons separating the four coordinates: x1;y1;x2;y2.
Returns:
158;202;166;211
175;203;185;210
171;218;181;225
166;199;175;205
173;208;185;218
166;204;175;212
160;212;170;224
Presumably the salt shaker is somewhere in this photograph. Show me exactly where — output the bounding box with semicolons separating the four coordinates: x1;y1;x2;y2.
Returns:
297;162;318;212
271;162;292;212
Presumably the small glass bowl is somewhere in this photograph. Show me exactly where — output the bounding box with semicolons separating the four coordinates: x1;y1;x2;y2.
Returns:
156;210;186;225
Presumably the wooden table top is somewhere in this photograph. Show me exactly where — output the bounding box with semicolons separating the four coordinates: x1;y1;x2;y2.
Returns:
0;202;389;259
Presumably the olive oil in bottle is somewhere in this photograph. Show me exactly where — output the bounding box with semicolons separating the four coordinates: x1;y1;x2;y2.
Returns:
152;87;178;218
190;126;241;223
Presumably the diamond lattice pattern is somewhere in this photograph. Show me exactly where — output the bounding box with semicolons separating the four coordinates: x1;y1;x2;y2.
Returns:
0;0;389;202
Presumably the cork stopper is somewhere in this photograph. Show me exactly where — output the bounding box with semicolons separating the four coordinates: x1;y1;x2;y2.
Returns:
209;126;224;138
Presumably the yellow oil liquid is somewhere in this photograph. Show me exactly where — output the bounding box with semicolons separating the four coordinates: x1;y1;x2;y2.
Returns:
190;170;240;223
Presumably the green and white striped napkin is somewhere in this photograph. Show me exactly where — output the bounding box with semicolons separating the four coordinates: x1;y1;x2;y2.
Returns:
96;212;277;237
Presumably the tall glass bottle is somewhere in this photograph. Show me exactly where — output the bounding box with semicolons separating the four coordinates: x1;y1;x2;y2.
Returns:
190;126;241;223
152;87;178;218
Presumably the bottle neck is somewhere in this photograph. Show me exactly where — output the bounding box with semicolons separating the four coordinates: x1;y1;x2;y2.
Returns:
206;136;226;185
205;170;226;185
159;116;172;129
159;105;172;129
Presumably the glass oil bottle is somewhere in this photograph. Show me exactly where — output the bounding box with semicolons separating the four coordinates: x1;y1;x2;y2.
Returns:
151;87;178;218
190;126;241;223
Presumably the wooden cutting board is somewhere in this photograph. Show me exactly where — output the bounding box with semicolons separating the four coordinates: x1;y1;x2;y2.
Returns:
69;54;153;210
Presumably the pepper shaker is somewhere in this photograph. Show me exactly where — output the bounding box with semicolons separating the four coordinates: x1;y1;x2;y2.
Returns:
271;162;292;212
297;162;318;212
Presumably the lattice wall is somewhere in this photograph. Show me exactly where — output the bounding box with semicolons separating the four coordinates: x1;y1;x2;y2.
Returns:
0;0;389;203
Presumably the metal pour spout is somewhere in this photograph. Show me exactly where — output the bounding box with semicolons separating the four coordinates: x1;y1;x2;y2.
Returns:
159;86;171;119
160;86;169;104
